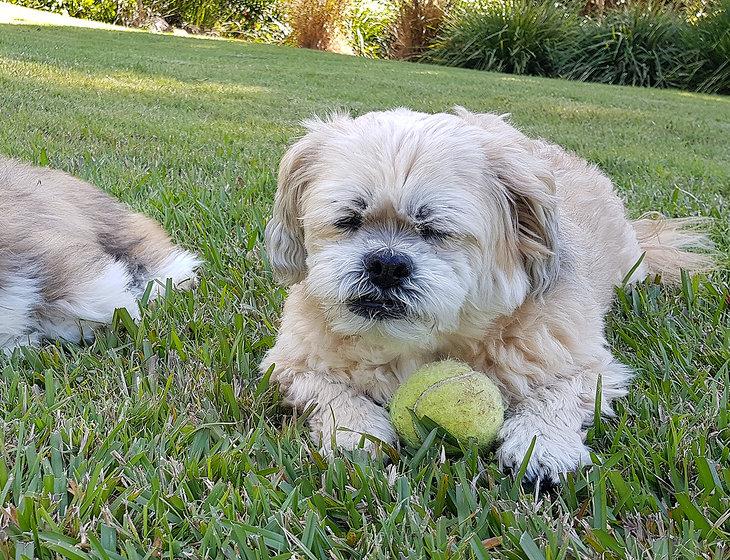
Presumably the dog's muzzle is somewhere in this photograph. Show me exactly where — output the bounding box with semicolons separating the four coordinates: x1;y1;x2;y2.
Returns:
346;249;414;320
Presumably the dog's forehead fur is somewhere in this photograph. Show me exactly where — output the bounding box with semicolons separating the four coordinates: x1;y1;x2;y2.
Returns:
299;110;497;232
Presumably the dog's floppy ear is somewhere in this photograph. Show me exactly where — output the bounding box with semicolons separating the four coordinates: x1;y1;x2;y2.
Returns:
265;112;352;285
456;107;561;296
500;158;561;297
265;135;316;286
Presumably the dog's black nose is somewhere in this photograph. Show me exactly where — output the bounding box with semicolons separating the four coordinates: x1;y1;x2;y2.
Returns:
364;251;413;289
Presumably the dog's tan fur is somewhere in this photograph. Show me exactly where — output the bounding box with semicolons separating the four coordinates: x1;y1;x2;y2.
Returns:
0;157;200;351
261;108;712;482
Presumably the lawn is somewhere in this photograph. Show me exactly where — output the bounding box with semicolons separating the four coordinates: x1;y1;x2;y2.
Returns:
0;23;729;560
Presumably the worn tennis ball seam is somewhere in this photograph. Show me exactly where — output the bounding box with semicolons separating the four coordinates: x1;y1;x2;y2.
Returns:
410;371;480;413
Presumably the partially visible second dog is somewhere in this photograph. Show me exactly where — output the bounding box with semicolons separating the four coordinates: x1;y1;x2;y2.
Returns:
0;157;200;353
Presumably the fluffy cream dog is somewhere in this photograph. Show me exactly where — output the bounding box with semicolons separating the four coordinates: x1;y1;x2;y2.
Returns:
0;156;200;352
262;108;712;483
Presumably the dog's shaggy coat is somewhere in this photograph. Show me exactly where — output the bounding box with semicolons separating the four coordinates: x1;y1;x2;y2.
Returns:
0;157;200;352
262;108;713;483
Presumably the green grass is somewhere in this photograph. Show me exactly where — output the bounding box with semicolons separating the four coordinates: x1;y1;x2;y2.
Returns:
0;23;729;560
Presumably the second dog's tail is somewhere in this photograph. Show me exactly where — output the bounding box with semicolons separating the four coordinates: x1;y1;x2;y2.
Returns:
631;213;715;283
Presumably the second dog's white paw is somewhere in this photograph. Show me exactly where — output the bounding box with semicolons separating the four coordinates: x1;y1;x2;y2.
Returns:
497;416;592;484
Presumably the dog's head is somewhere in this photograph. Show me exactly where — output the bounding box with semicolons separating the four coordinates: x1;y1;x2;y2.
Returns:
266;108;560;344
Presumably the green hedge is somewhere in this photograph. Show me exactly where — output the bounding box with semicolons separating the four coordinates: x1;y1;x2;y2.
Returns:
684;0;730;93
8;0;289;41
556;8;694;89
428;0;729;94
428;0;576;75
10;0;119;22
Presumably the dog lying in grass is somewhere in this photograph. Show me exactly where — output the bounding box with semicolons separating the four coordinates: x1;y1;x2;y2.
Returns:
262;107;713;484
0;156;200;353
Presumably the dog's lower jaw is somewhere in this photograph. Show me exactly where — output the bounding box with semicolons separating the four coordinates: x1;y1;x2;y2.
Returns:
347;297;408;320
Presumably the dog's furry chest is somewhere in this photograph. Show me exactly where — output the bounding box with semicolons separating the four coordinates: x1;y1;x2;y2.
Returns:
341;331;501;404
340;340;434;404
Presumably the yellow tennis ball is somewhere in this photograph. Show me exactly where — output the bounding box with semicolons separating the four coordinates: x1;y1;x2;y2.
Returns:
389;360;504;449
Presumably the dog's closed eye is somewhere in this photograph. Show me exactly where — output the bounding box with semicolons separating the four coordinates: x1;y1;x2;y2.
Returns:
416;223;451;242
414;206;451;242
334;211;363;231
334;198;368;231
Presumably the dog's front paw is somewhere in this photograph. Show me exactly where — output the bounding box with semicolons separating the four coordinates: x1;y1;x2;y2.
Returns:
319;429;380;457
315;404;397;457
497;417;592;485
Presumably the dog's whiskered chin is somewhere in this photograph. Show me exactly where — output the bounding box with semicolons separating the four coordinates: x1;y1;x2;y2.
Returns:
347;295;408;320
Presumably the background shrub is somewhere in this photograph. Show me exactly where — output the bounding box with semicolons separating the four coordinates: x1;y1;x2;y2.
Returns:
9;0;120;22
556;6;696;89
9;0;289;38
391;0;450;59
140;0;225;29
215;0;290;42
428;0;577;75
123;0;288;36
348;0;395;57
287;0;352;51
682;0;730;92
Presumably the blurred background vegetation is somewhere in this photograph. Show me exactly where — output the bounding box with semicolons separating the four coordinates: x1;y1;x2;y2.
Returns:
8;0;729;93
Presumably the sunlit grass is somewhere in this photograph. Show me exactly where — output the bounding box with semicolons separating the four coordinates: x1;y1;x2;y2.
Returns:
0;23;728;560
